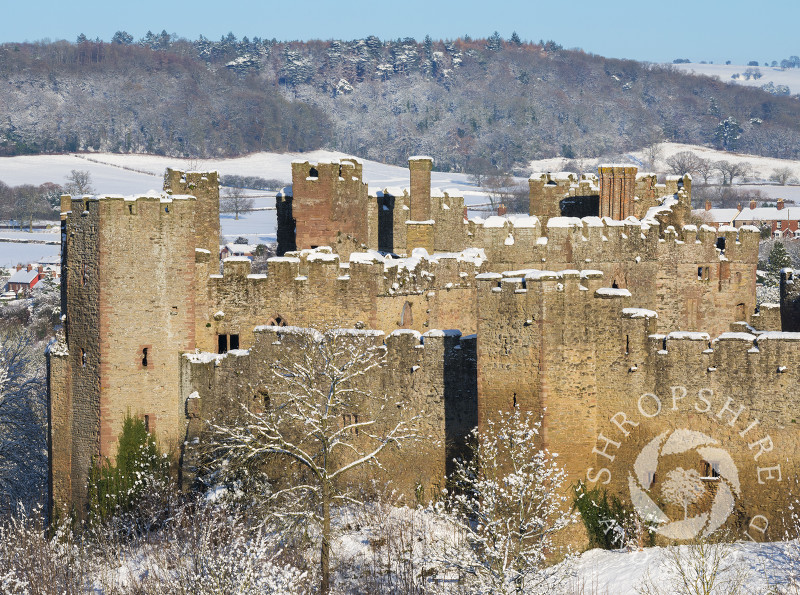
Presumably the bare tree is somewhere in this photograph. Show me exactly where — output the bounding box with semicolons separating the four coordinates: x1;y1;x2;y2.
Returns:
643;141;664;171
694;158;715;185
220;187;255;220
665;151;703;176
434;408;574;594
714;160;751;186
63;170;94;196
638;536;752;595
483;172;516;212
207;327;424;594
770;167;797;185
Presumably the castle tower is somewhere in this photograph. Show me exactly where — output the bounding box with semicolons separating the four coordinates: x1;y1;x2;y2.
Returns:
49;192;199;516
409;156;433;221
163;169;220;267
598;165;637;220
287;159;370;257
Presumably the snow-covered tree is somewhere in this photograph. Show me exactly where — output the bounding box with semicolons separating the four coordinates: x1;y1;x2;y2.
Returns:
0;332;47;513
63;170;94;196
714;117;743;152
435;408;573;594
207;327;424;594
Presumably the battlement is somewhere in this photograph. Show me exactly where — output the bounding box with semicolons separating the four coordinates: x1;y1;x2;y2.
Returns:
212;246;485;298
467;212;759;271
529;164;693;225
646;329;800;383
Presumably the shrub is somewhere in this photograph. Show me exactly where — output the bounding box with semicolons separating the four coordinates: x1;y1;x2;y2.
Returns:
87;414;172;533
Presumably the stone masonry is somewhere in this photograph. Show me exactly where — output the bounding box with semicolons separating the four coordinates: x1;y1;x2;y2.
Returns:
48;157;799;541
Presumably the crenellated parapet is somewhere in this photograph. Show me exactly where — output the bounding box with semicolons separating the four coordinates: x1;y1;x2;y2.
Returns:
529;164;693;227
195;246;487;352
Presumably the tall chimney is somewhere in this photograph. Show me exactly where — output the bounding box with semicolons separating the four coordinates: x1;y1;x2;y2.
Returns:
598;164;638;220
408;156;433;221
749;200;757;210
777;199;785;211
705;200;712;211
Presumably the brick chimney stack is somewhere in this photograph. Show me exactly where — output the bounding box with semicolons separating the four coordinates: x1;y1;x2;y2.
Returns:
598;164;637;220
749;200;757;210
737;204;742;211
778;199;785;210
497;204;507;216
705;200;712;211
26;264;32;272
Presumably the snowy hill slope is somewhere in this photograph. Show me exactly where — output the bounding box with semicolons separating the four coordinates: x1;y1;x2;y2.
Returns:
671;62;800;95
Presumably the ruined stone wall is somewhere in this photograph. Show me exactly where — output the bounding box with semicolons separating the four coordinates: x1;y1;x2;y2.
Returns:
599;165;637;219
529;168;692;225
196;249;483;353
50;194;199;515
477;269;799;540
470;217;757;337
475;269;649;479
590;331;800;540
52;197;102;514
180;327;477;501
289;159;370;256
95;195;198;461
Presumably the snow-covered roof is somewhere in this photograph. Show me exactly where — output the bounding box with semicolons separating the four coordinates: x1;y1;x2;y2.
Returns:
222;243;257;255
36;254;61;265
734;207;797;222
8;268;39;285
692;208;740;224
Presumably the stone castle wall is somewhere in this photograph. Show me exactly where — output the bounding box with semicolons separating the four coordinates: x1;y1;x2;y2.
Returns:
180;326;477;500
194;248;484;354
48;158;787;536
476;267;797;539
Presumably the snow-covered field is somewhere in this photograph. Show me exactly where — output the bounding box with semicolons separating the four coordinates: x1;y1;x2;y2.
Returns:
0;150;496;266
3;145;800;267
529;141;800;183
671;62;800;95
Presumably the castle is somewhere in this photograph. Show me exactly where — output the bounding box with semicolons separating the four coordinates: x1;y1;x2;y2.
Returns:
48;156;798;542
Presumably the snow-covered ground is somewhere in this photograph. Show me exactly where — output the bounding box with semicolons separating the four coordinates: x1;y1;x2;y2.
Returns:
529;141;800;185
3;145;800;266
0;151;490;205
671;62;800;95
0;150;496;266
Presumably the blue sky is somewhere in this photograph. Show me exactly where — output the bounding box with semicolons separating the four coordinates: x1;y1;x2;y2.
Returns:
2;0;796;65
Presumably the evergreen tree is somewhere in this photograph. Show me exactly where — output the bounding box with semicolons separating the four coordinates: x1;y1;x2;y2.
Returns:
87;414;171;528
768;241;792;276
510;31;522;45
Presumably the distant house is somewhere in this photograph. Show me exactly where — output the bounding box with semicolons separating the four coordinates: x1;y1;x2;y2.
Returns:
220;243;257;259
6;265;43;296
693;201;739;229
36;254;62;279
734;199;800;238
695;199;800;238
